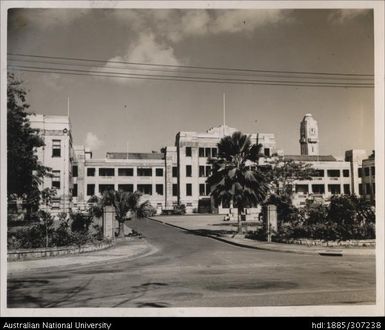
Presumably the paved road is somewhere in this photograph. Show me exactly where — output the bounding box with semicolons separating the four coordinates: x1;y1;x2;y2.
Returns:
7;217;375;308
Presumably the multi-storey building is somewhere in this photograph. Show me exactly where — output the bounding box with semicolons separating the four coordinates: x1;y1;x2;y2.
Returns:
29;113;375;215
361;152;376;202
29;114;74;213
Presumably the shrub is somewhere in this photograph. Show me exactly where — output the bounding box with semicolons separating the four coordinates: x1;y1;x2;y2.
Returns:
137;201;157;218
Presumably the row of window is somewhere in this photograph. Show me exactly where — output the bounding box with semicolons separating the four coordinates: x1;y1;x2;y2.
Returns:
359;183;376;196
310;169;350;178
358;167;375;177
74;167;164;177
82;183;165;196
296;184;350;195
72;182;375;198
195;147;218;158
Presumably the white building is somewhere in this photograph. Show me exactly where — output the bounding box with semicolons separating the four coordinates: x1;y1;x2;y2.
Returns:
29;113;375;215
29;114;74;212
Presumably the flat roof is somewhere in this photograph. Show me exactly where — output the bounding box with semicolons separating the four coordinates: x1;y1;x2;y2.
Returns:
106;152;164;160
283;155;337;162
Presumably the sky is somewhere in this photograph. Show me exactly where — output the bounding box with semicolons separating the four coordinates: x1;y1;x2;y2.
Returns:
7;7;374;159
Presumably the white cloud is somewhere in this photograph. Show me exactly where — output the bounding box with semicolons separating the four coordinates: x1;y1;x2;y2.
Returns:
328;9;370;24
85;132;103;150
125;32;181;65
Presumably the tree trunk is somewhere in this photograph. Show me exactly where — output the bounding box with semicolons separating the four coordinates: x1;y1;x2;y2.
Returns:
117;222;125;238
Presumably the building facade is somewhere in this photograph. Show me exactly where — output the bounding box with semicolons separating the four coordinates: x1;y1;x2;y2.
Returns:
29;113;375;215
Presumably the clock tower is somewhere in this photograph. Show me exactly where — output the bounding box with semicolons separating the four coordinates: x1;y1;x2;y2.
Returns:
300;113;319;156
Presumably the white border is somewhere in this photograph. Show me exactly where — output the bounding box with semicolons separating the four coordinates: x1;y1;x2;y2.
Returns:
1;0;384;317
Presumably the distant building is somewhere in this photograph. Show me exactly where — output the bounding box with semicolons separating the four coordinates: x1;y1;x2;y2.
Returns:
300;113;319;156
29;112;374;215
361;151;376;202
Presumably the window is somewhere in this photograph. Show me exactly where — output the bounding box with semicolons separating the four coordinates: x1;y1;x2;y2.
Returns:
118;168;133;176
137;168;152;176
118;184;133;192
99;168;115;176
296;185;308;194
99;184;114;194
199;166;205;177
172;167;178;177
172;184;178;196
72;166;78;177
205;148;211;158
52;170;60;189
199;148;205;157
186;147;192;157
137;184;152;195
358;184;363;195
312;184;325;194
156;184;164;195
371;166;375;176
327;170;340;177
311;169;325;177
212;148;217;158
343;169;350;177
364;167;370;176
72;184;78;197
186;165;192;177
52;139;61;157
328;184;341;194
156;168;163;177
199;184;205;196
365;183;371;194
186;184;192;196
205;166;211;177
87;184;95;196
343;184;350;195
373;183;375;195
264;148;270;157
358;168;363;177
87;168;95;176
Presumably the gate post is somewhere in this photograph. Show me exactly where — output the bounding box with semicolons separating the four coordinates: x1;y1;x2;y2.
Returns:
266;204;277;243
103;206;115;239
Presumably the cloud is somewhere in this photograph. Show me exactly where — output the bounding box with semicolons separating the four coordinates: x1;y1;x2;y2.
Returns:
124;32;181;65
85;132;103;150
328;9;371;24
94;31;183;84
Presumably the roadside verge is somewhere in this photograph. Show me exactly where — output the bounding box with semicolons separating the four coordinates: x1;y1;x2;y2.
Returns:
148;217;375;256
7;238;158;275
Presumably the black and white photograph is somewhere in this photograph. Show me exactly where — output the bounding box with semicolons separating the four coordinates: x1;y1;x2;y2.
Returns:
1;0;384;318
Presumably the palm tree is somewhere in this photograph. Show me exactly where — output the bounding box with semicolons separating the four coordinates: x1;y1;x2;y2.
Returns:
89;190;151;238
207;131;269;233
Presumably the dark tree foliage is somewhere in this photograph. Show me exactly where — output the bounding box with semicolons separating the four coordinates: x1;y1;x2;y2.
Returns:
7;73;50;214
207;131;269;232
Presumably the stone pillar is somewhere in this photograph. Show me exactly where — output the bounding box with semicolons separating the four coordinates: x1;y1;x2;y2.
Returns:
266;204;277;243
103;206;115;239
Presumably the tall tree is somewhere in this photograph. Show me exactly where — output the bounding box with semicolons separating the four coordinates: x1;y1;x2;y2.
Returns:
89;190;150;238
207;132;269;233
7;73;50;217
265;158;316;198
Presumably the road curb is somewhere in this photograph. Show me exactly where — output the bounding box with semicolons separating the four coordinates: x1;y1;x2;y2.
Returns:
7;238;158;275
147;217;374;256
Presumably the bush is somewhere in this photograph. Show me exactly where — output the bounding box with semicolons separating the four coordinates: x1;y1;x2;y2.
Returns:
251;195;375;242
137;201;157;218
8;210;102;249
